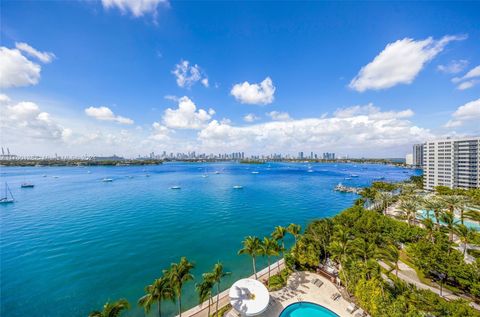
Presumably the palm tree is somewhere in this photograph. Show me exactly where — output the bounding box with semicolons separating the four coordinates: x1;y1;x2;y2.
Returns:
454;224;477;255
166;257;195;317
210;262;231;316
378;244;400;277
440;211;457;241
423;197;445;230
350;238;377;264
464;208;480;223
287;223;301;245
138;276;174;317
398;198;418;226
375;191;392;215
441;195;466;224
89;299;130;317
260;237;280;283
328;226;352;290
195;273;214;317
422;218;435;243
271;226;287;270
238;236;261;279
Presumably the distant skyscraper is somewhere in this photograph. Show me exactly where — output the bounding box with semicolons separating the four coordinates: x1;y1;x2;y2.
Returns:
423;137;479;190
412;144;424;167
322;152;335;160
298;152;304;159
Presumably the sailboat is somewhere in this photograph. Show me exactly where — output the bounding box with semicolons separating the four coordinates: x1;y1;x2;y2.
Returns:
21;182;34;188
0;182;15;204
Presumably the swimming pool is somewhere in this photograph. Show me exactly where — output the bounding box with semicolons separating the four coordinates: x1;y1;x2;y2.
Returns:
279;302;339;317
417;210;480;230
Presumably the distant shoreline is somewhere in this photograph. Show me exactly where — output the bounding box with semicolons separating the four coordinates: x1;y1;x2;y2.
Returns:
0;159;163;167
0;158;419;168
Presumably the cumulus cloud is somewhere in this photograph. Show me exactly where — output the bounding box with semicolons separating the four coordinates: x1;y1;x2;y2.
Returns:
437;59;468;74
267;111;291;121
445;99;480;128
150;122;171;141
101;0;168;17
85;106;134;125
0;96;71;142
349;35;467;92
172;60;208;88
198;104;431;154
162;96;215;129
15;42;55;63
0;47;41;88
452;65;480;90
231;77;275;105
243;113;260;122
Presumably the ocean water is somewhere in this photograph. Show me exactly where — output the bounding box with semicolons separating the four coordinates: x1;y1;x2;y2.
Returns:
0;162;419;317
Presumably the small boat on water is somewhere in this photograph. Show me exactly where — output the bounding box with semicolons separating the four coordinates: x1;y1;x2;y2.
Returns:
53;176;59;179
0;182;15;204
42;174;47;177
102;178;113;182
251;171;260;174
170;185;181;190
344;177;352;180
233;185;243;189
214;171;220;174
350;174;359;178
21;183;34;188
307;169;314;173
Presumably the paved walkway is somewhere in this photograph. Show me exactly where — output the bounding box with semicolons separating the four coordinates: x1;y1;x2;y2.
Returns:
178;259;285;317
379;261;480;311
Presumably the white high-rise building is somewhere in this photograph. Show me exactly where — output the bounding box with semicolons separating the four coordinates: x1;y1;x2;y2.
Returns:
405;153;413;165
423;137;480;190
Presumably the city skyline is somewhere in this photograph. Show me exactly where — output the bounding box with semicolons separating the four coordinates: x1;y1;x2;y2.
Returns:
1;1;480;157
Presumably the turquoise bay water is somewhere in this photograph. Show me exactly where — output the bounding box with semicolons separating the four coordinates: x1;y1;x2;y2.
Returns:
0;162;418;317
279;302;339;317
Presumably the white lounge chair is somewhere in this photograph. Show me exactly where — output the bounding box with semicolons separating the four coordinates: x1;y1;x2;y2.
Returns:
347;302;358;314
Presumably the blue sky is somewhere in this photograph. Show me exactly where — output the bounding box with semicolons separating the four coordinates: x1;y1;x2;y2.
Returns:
1;1;479;157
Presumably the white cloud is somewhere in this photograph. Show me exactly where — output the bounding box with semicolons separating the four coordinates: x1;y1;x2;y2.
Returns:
445;99;480;128
349;35;467;92
201;78;209;88
437;59;468;74
243;113;260;122
172;60;208;88
452;65;480;90
231;77;275;105
0;47;41;88
15;42;55;63
101;0;167;17
0;96;71;142
267;111;291;121
198;104;431;155
85;106;134;125
162;96;215;129
150;122;171;141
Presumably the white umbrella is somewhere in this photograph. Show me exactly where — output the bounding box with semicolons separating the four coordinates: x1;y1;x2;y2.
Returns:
229;278;270;316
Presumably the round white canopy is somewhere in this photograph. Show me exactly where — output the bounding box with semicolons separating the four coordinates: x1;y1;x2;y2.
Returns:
229;278;270;316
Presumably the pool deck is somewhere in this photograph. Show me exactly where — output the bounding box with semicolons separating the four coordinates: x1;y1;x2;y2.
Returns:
260;271;361;317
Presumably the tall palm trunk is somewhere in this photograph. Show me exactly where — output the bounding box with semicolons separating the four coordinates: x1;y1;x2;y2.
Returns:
252;256;257;279
278;240;284;272
434;210;440;229
267;256;271;284
216;283;220;317
157;299;161;317
178;293;182;317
